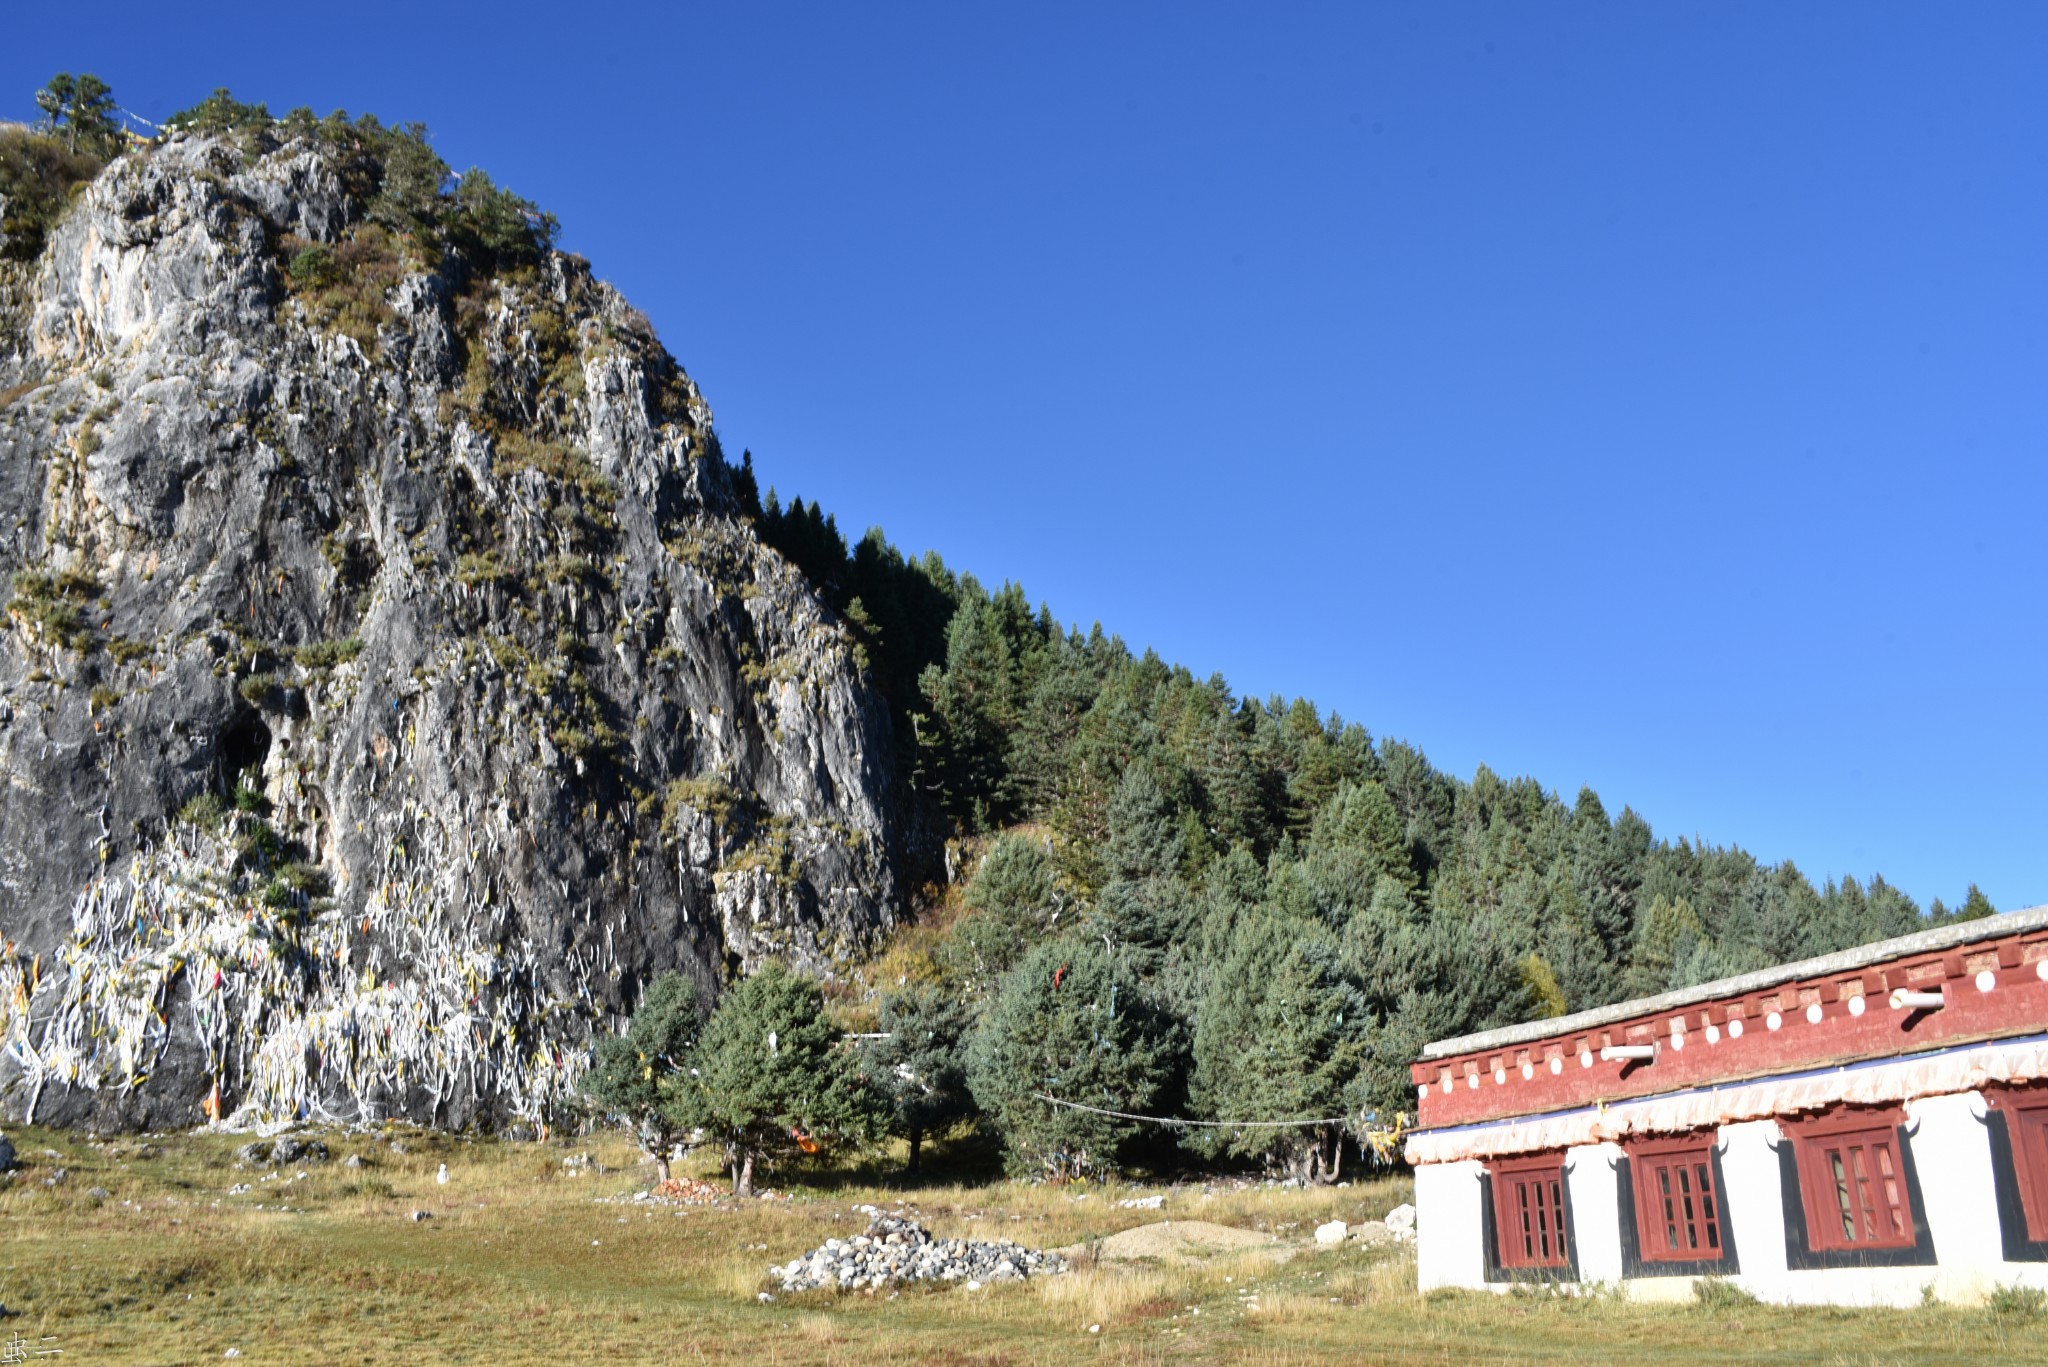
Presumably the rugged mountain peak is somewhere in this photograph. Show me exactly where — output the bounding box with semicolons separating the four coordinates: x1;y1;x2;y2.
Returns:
0;127;897;1131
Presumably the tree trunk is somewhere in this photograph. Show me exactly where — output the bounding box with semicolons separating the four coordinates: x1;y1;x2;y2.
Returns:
735;1148;755;1198
656;1152;672;1185
908;1129;923;1175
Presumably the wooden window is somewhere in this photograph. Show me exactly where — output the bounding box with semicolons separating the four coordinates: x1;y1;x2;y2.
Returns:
1785;1107;1916;1253
1987;1086;2048;1242
1490;1152;1571;1269
1625;1135;1725;1263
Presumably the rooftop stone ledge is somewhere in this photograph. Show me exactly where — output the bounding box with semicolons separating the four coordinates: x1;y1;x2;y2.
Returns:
1421;902;2048;1061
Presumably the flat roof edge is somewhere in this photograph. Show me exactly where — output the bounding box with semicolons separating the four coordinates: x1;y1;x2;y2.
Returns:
1421;903;2048;1060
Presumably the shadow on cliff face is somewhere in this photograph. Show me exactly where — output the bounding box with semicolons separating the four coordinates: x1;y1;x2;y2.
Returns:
218;710;271;786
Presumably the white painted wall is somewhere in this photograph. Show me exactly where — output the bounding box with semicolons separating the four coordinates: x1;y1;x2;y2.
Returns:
1415;1159;1485;1293
1906;1091;2048;1304
1566;1142;1624;1287
1412;1088;2048;1304
1718;1117;1787;1301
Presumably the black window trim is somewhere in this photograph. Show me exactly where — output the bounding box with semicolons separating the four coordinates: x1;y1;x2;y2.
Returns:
1979;1105;2048;1263
1615;1143;1742;1278
1772;1116;1936;1270
1479;1158;1582;1284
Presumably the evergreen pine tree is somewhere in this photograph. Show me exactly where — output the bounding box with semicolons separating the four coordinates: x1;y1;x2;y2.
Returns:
965;939;1183;1178
582;973;702;1183
1093;766;1194;966
866;983;976;1172
36;73;121;157
663;964;884;1195
1570;788;1643;958
1189;912;1368;1182
1621;894;1707;998
951;834;1063;988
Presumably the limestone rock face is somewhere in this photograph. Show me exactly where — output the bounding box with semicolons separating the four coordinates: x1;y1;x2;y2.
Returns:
0;134;898;1131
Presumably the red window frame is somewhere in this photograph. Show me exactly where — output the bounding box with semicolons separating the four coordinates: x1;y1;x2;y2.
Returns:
1489;1151;1571;1270
1986;1085;2048;1242
1784;1106;1916;1253
1624;1133;1727;1263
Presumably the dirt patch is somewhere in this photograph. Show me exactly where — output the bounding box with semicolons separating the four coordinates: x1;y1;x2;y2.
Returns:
1056;1219;1288;1265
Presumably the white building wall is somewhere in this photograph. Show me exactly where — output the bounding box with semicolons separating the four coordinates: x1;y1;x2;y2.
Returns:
1415;1159;1486;1293
1908;1091;2003;1304
1718;1117;1788;1300
1412;1088;2048;1305
1566;1143;1624;1286
1906;1091;2048;1303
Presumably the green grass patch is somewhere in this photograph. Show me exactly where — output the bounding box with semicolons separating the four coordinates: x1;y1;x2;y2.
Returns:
1;1126;2042;1364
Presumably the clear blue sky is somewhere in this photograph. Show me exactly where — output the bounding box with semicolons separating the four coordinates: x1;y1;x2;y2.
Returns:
9;4;2044;914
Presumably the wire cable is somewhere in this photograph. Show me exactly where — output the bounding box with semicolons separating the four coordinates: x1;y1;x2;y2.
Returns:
1034;1091;1357;1130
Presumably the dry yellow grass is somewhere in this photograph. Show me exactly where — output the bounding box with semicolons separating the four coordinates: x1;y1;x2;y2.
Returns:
0;1124;2041;1364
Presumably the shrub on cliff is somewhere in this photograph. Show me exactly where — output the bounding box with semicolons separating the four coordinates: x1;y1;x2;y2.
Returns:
0;125;107;262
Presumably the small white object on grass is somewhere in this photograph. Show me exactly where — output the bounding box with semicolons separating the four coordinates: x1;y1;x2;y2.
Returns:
1088;1325;1101;1334
436;1163;449;1185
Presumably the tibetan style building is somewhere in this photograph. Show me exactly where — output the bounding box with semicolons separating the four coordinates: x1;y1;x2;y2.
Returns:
1406;905;2048;1304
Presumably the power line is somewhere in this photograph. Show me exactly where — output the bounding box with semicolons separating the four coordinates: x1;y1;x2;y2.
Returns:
1034;1091;1356;1130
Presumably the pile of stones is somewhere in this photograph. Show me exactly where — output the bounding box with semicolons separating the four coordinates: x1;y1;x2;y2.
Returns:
768;1210;1067;1292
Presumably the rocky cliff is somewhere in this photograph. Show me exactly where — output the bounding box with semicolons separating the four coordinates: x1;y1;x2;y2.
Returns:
0;129;898;1131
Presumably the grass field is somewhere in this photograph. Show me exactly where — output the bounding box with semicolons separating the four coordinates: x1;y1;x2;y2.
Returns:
2;1124;2042;1365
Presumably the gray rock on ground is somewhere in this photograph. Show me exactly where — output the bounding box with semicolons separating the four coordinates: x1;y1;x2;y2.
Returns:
237;1136;328;1166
